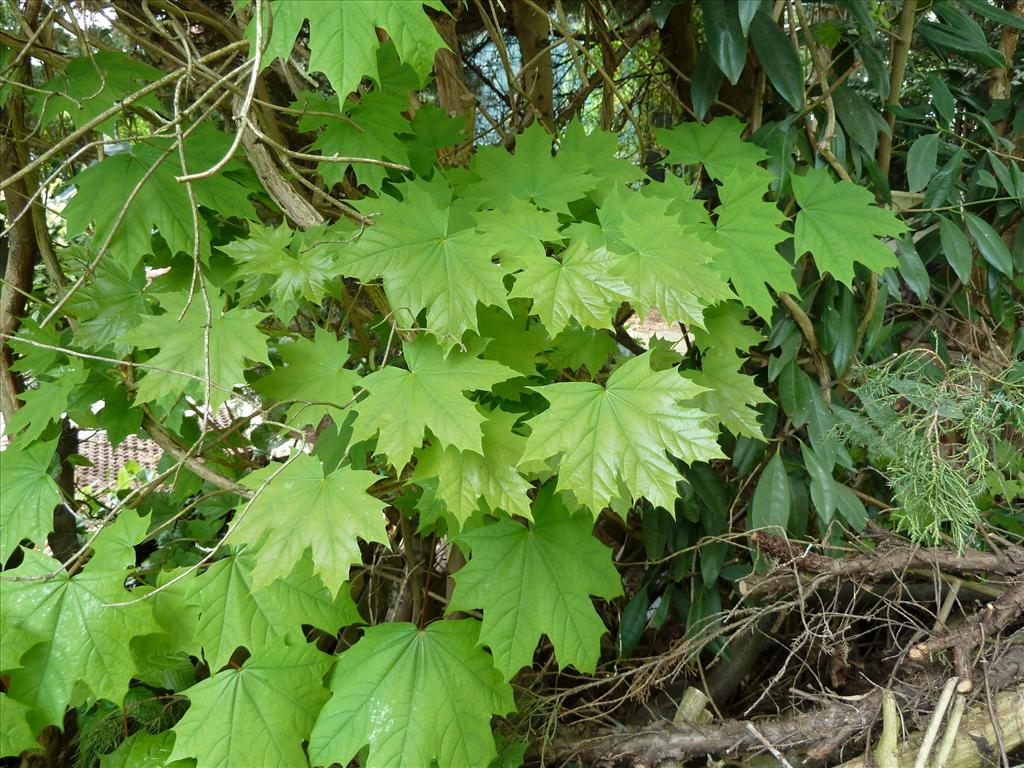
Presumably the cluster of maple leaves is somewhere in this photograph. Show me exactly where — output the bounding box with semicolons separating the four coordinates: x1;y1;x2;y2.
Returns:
1;2;906;766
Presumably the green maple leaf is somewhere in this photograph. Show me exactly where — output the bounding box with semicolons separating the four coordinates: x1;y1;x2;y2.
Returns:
471;302;550;377
472;199;564;269
339;177;511;345
682;303;768;439
792;167;907;286
0;694;38;758
169;641;332;768
413;408;532;529
35;51;164;131
255;328;359;427
656;116;767;181
600;186;731;327
510;239;630;336
449;486;622;678
308;619;515;768
547;323;617;375
119;291;268;410
66;258;148;350
3;361;86;444
63;125;257;268
301;88;412;190
264;0;446;104
1;513;160;731
0;438;60;562
223;222;339;319
232;453;386;594
349;337;517;469
97;731;186;768
180;553;277;670
400;103;467;176
459;123;596;211
558;120;645;200
707;169;794;319
254;554;363;638
521;352;723;513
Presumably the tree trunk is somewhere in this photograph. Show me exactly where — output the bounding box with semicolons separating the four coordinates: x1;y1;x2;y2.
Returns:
512;0;555;131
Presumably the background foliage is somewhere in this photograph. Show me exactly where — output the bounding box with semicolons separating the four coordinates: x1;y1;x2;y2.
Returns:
1;0;1022;766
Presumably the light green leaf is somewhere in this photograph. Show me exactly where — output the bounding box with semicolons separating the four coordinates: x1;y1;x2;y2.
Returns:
2;514;159;731
792;167;907;286
349;336;517;469
119;292;268;410
309;619;515;768
547;323;617;375
459;123;596;212
232;454;386;594
182;554;276;670
253;554;363;638
473;199;564;269
750;451;790;532
340;178;511;346
522;352;723;514
0;694;38;759
169;642;332;768
601;186;732;327
656;116;767;181
414;408;533;529
449;486;622;677
66;257;148;351
255;328;359;428
707;169;793;319
0;438;60;561
98;732;185;768
263;0;447;104
510;239;630;336
3;361;86;444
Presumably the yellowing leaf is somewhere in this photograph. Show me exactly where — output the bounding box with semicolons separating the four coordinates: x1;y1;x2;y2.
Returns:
449;486;622;677
309;619;514;768
522;352;723;514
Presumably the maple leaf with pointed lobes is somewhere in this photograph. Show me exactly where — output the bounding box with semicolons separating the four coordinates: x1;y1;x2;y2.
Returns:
600;186;732;328
1;513;160;732
169;642;332;768
706;169;794;319
413;408;533;529
63;125;257;268
118;291;268;410
656;116;768;182
349;336;517;469
34;51;164;132
337;177;511;346
472;199;564;269
449;485;622;678
547;323;618;375
254;554;363;638
263;0;447;105
682;303;770;439
309;619;515;768
792;167;907;286
65;258;147;350
510;239;630;336
97;731;183;768
558;120;646;200
0;439;60;562
3;360;87;445
459;123;596;212
232;454;386;594
255;328;359;427
1;694;38;759
521;352;723;514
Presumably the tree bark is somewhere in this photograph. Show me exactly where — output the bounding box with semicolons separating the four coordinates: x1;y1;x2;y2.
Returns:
989;0;1024;138
512;0;555;131
878;0;917;177
432;4;475;164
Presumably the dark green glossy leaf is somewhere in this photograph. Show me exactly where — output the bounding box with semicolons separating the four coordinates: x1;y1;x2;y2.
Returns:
691;48;724;122
927;74;955;125
938;215;973;283
737;0;762;35
702;0;748;85
857;42;889;101
801;442;836;525
923;147;963;208
896;237;930;301
750;11;804;109
906;134;938;194
750;451;790;532
964;212;1013;276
